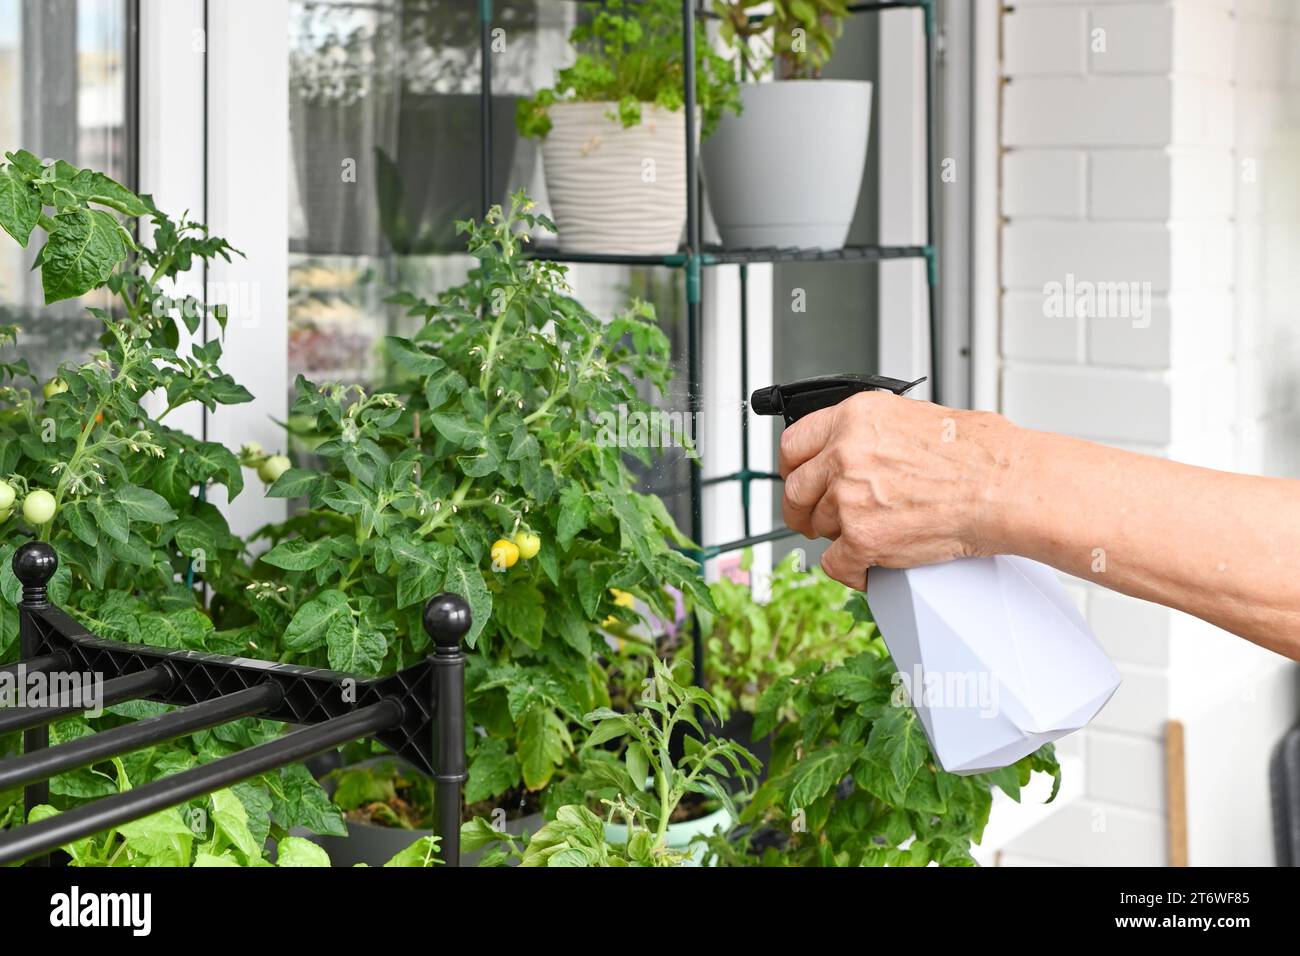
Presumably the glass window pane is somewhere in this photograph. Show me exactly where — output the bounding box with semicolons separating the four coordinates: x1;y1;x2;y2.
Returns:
0;0;133;379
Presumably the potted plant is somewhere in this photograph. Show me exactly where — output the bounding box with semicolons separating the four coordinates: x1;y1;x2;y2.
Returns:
686;549;880;776
702;645;1063;866
516;0;739;253
225;192;715;849
462;658;758;866
704;0;871;250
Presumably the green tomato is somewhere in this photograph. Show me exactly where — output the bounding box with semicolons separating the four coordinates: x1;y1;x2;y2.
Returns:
514;531;541;560
42;378;68;400
0;480;14;511
0;508;11;523
258;454;291;484
22;489;56;525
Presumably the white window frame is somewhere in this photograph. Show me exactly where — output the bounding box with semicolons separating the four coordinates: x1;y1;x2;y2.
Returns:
138;0;289;536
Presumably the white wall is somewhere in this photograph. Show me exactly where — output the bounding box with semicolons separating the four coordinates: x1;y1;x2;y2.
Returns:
994;0;1299;866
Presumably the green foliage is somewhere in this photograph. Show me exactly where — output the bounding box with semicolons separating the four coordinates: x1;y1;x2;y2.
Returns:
0;155;349;867
0;149;152;303
463;658;758;866
714;0;852;80
0;161;250;666
232;192;711;805
695;550;878;717
717;647;1062;866
516;0;740;139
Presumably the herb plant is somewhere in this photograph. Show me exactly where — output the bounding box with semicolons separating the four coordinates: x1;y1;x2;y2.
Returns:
712;642;1062;867
232;192;713;808
516;0;740;139
713;0;851;80
695;549;878;718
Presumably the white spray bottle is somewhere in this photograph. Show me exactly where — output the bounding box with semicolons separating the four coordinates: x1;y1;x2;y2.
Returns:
751;374;1120;775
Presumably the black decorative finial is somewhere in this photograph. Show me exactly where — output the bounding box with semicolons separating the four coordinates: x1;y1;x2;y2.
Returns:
423;593;471;650
13;541;56;607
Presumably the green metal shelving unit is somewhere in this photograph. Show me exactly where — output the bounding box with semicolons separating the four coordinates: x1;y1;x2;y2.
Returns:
476;0;941;681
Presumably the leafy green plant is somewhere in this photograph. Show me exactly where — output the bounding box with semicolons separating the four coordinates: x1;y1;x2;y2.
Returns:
0;155;355;864
229;192;712;810
694;549;878;718
713;0;851;80
709;644;1062;867
516;0;740;138
463;658;758;866
0;149;150;304
0;159;252;661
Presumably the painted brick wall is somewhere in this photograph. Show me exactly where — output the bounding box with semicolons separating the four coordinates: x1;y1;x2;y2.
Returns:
995;0;1300;866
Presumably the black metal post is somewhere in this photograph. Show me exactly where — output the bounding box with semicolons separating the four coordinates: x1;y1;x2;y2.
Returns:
13;541;56;865
0;700;403;867
423;593;469;867
923;0;940;404
479;0;493;217
0;682;282;794
682;0;707;688
0;664;173;736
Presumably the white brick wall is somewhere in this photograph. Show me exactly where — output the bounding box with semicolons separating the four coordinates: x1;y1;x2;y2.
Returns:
995;0;1300;866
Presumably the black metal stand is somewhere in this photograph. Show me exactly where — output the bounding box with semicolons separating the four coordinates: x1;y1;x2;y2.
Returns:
0;542;470;868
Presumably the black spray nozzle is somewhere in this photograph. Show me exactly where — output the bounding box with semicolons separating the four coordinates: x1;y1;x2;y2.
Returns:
750;374;927;426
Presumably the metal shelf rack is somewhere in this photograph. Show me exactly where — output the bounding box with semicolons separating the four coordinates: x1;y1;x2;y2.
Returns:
475;0;940;679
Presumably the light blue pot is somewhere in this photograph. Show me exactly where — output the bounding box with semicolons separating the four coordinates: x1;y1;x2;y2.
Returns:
603;806;733;867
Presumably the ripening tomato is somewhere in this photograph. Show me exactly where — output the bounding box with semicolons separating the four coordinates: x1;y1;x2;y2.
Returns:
514;531;541;560
490;538;520;570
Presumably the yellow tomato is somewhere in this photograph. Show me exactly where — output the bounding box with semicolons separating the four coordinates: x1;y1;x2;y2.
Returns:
490;538;520;570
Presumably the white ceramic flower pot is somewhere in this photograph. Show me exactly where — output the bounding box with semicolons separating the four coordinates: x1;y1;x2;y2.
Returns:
541;102;687;254
702;80;872;250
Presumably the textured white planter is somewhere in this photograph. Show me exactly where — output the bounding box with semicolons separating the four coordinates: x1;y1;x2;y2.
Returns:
702;80;872;250
541;102;687;254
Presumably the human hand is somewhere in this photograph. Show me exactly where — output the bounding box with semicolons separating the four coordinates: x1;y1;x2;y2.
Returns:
778;392;1017;590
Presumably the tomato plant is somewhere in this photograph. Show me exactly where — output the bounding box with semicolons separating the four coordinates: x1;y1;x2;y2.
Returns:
226;192;713;806
0;154;348;861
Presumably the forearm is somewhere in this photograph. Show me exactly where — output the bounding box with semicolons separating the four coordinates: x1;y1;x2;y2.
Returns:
986;422;1300;660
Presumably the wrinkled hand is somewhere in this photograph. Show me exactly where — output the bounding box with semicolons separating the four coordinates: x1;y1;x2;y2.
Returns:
779;392;1016;590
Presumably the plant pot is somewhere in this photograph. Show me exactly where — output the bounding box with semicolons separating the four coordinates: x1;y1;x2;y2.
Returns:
540;102;687;254
313;811;544;868
604;805;733;867
307;756;542;867
701;80;872;250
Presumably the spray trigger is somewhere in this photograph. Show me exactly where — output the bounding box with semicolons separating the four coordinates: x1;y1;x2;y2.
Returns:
750;374;927;426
